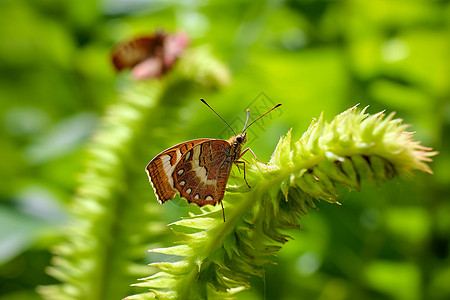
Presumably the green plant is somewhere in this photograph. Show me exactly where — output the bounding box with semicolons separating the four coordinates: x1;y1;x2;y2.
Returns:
37;47;230;300
126;106;436;300
36;43;436;300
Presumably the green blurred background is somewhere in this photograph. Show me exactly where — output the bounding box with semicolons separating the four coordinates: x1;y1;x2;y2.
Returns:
0;0;449;299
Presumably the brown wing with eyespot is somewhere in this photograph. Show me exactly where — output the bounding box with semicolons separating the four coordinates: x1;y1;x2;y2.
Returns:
146;139;211;204
172;140;234;206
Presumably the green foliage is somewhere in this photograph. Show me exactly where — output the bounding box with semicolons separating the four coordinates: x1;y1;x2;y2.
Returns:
1;0;448;300
126;106;435;299
37;48;230;300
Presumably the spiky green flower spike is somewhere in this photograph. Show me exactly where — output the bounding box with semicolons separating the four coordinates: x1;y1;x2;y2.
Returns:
126;105;437;300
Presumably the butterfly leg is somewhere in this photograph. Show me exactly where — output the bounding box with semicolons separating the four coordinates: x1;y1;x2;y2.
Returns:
240;148;262;163
235;163;242;174
241;158;251;165
235;160;251;188
221;201;226;222
235;159;247;174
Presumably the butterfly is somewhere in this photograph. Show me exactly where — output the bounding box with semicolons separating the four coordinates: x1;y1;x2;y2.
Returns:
146;99;282;221
111;30;189;79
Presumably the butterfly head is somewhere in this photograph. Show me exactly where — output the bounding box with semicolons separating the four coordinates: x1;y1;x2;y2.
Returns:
200;99;282;146
233;132;247;145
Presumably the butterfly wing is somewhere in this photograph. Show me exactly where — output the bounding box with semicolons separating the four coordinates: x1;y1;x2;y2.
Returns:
111;34;165;71
146;139;211;204
172;140;234;206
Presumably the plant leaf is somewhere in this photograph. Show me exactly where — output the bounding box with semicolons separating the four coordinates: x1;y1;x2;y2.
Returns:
129;105;437;299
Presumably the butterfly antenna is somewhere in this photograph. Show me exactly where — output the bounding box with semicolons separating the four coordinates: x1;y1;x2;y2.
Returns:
242;103;282;133
242;109;250;131
201;99;237;136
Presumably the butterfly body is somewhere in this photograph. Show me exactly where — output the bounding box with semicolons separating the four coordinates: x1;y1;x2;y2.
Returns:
146;99;281;221
111;31;189;79
111;34;165;72
146;133;247;207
